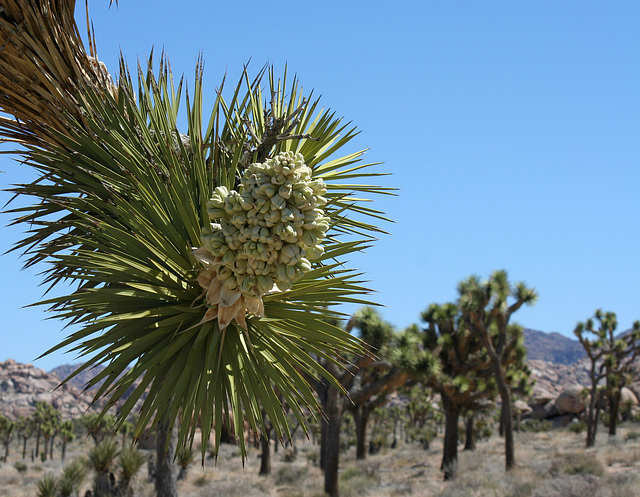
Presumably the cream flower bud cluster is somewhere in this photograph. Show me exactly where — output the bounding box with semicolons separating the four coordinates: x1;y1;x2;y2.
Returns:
194;151;329;330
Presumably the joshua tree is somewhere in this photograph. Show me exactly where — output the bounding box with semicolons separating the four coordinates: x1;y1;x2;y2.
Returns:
419;302;496;479
457;270;537;471
60;420;76;461
574;310;640;446
0;4;391;490
32;403;60;461
345;307;395;460
0;415;15;462
58;458;87;497
118;445;146;497
316;308;416;497
88;439;120;497
81;414;116;445
16;416;35;460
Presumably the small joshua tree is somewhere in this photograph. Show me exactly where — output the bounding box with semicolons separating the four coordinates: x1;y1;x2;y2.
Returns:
574;309;640;446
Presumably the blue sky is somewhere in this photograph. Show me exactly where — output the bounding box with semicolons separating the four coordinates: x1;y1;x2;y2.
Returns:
2;1;640;370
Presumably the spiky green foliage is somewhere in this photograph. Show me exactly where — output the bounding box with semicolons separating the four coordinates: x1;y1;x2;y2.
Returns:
58;458;87;497
118;445;145;479
36;473;58;497
4;46;390;460
88;439;120;474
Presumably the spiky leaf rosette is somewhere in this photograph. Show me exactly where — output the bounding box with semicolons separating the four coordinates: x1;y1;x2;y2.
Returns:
4;54;391;459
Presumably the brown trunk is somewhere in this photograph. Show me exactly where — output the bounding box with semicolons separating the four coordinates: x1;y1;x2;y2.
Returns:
155;419;178;497
259;433;271;475
324;385;343;497
354;405;370;460
35;426;41;458
608;391;620;437
93;471;112;497
585;385;598;448
496;378;515;470
441;395;460;480
463;413;475;451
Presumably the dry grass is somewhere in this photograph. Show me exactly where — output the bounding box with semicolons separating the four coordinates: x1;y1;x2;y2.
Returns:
3;424;640;496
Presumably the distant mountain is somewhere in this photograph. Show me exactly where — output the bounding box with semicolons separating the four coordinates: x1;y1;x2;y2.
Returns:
523;328;585;365
49;363;106;391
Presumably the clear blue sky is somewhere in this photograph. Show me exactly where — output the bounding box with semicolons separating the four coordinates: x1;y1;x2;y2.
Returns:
2;1;640;371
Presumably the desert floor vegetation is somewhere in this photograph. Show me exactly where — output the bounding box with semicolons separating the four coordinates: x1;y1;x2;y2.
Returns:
2;423;640;497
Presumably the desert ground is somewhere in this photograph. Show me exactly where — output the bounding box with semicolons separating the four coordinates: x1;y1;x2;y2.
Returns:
2;424;640;497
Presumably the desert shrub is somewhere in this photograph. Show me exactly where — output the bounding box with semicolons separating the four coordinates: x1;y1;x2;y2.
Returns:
521;420;553;433
339;466;378;497
624;430;640;441
282;447;297;462
604;472;640;497
475;417;494;441
390;481;413;496
305;449;319;465
530;474;603;497
193;475;208;487
603;446;640;466
549;452;604;477
275;464;309;485
568;420;587;434
13;461;27;472
341;466;362;480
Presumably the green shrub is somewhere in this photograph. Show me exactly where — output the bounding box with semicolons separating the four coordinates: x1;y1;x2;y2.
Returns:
568;420;587;434
339;465;378;497
340;466;363;480
193;475;208;487
531;474;602;497
521;419;553;433
625;430;640;441
275;464;309;485
550;452;604;477
13;461;27;473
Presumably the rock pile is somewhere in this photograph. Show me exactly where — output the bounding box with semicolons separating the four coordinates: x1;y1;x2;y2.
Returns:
526;358;640;425
0;359;94;419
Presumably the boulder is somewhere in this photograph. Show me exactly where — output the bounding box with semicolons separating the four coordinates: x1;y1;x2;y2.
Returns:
620;386;638;407
555;384;586;415
551;414;576;428
514;399;532;416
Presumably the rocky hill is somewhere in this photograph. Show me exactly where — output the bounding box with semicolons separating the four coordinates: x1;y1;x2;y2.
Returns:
0;359;95;419
523;328;585;364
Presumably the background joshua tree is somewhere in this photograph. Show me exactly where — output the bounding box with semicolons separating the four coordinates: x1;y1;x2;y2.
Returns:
315;307;417;497
15;415;35;460
0;414;15;462
457;270;537;471
418;302;496;480
60;420;76;461
0;5;392;496
574;309;640;446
